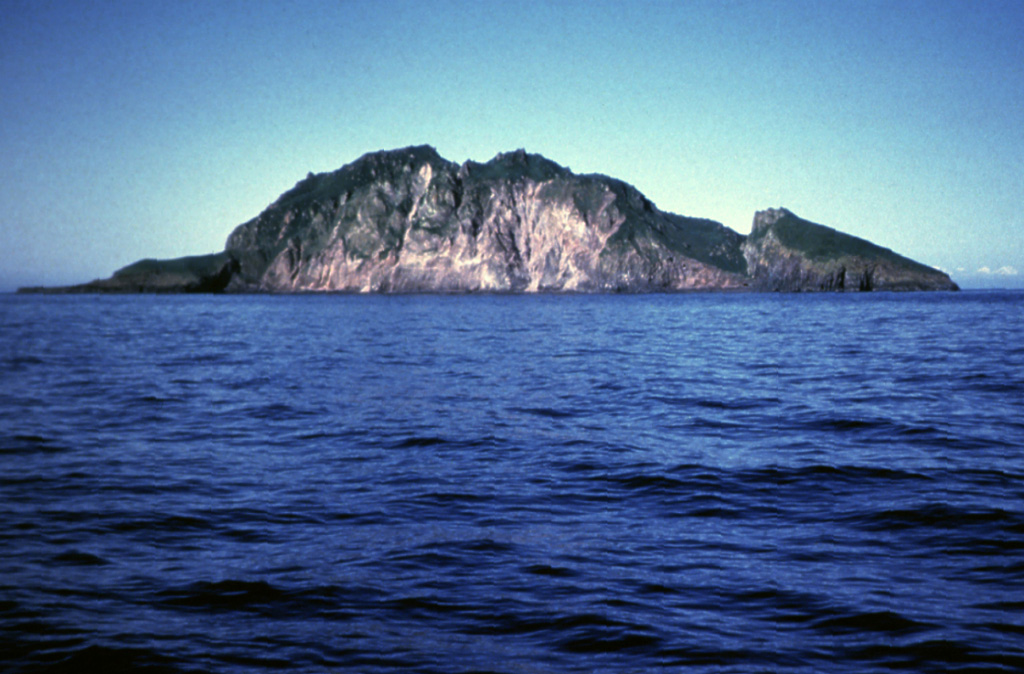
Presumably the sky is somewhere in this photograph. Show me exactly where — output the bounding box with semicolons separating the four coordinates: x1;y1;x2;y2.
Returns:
3;0;1023;290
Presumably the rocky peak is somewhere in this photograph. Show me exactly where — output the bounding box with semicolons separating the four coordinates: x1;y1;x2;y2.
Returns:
751;207;795;234
459;148;569;183
358;144;446;168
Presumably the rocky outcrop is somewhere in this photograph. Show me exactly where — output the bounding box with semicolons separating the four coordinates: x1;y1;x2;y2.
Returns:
20;146;958;293
743;208;958;292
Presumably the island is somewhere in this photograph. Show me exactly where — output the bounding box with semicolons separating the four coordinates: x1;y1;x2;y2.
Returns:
20;146;958;293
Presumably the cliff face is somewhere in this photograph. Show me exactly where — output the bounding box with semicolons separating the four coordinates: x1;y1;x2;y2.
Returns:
221;146;748;292
21;146;958;293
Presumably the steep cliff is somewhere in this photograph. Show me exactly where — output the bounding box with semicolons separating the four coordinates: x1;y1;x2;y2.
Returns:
20;146;957;293
221;145;747;292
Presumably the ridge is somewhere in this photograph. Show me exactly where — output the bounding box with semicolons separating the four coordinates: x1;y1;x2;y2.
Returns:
19;147;958;294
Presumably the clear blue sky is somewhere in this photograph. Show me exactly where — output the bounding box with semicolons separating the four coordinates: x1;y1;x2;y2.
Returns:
3;0;1023;290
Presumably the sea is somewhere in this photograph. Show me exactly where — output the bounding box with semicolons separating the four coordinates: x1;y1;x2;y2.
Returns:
1;290;1023;673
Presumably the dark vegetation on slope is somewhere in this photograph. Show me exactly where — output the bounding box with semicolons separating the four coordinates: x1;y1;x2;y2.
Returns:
749;209;936;273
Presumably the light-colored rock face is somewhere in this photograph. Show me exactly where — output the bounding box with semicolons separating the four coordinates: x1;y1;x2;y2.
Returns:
224;147;747;293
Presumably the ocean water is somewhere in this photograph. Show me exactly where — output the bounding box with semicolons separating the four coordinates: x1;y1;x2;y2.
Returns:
1;291;1023;673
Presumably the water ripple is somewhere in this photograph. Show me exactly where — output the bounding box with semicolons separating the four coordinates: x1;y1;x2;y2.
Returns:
2;292;1023;673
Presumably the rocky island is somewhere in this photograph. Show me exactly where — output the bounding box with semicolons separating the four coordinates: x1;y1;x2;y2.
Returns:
21;146;957;293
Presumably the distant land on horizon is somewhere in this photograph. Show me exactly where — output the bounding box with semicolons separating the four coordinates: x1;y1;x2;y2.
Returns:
19;146;958;294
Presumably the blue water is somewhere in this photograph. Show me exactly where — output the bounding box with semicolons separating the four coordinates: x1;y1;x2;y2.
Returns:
2;291;1023;673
